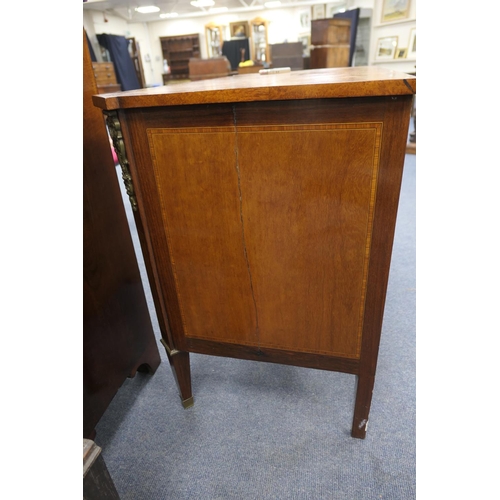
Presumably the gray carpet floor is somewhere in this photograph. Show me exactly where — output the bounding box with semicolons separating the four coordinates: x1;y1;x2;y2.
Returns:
94;152;416;499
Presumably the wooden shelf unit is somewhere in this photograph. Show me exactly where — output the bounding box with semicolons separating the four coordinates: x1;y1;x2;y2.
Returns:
160;34;201;82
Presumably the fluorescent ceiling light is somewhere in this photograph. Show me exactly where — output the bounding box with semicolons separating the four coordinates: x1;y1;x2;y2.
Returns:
135;6;160;13
209;7;228;12
190;0;215;7
160;12;179;18
264;1;281;7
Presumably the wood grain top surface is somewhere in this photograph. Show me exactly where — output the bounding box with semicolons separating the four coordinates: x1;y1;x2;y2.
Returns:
92;66;416;110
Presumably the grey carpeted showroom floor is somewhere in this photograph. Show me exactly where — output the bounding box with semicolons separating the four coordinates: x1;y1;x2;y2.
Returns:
94;152;416;500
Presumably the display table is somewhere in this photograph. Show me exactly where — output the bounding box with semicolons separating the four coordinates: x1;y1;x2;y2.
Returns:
93;67;416;439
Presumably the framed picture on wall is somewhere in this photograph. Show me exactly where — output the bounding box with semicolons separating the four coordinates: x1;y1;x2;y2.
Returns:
381;0;411;23
311;4;326;20
395;48;407;59
299;10;311;30
407;27;416;58
375;36;398;60
229;21;250;39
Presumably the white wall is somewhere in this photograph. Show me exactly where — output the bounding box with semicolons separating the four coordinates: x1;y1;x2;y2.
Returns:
144;6;324;85
368;0;416;73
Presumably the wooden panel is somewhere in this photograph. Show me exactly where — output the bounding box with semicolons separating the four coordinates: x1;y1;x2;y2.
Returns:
239;123;381;358
146;120;381;359
188;56;231;81
311;19;351;46
310;46;350;69
97;84;121;94
148;127;258;345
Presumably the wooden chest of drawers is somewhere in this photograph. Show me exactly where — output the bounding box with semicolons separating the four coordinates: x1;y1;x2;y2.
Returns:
310;18;351;69
92;67;415;439
92;62;122;93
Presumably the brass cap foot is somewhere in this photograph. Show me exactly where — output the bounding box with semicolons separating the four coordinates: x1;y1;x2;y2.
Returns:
181;396;194;409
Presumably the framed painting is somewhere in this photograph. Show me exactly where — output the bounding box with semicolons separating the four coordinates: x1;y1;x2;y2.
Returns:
299;10;311;30
381;0;411;23
395;47;407;59
375;36;398;60
311;4;326;20
229;21;250;39
407;27;416;58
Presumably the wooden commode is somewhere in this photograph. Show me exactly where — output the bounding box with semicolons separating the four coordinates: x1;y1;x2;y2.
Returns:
93;67;416;438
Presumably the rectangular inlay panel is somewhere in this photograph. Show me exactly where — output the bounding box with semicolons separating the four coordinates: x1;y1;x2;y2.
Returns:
148;122;382;359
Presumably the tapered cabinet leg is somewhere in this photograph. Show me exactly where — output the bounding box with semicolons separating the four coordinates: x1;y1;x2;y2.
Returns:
351;373;375;439
160;339;194;408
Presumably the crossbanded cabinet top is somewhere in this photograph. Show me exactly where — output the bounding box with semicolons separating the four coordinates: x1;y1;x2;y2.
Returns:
92;66;416;111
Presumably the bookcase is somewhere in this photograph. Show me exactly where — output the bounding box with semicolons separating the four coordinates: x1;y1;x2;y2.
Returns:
160;34;201;82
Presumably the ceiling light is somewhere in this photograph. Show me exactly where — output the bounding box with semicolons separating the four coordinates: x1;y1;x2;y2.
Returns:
264;1;281;7
135;6;160;13
190;0;215;7
160;12;179;18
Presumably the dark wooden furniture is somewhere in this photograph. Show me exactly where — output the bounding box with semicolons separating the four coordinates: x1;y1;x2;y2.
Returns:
160;34;201;82
127;37;146;88
93;67;416;439
310;18;351;69
83;30;161;440
270;42;304;70
83;439;120;499
188;57;231;81
92;61;122;94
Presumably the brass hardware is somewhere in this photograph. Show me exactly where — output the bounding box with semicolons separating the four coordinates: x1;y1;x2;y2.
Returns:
104;110;138;211
160;337;180;357
181;396;194;409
